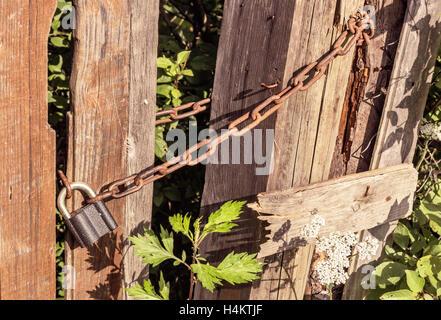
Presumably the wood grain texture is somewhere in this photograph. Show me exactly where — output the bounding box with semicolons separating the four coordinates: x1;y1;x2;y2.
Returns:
344;0;441;300
0;0;56;299
250;0;364;300
251;164;417;258
194;0;298;300
194;0;364;300
122;0;158;300
342;0;406;176
66;1;157;300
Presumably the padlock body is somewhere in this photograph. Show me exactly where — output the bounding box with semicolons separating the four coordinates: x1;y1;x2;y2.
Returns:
65;201;118;248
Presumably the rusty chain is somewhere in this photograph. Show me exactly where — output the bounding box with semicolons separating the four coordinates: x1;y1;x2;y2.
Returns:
84;13;374;204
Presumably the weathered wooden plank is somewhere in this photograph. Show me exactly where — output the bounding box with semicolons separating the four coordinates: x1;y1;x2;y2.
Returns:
122;0;158;300
250;164;417;258
249;0;364;300
0;0;56;299
344;0;441;300
66;1;157;300
194;0;298;300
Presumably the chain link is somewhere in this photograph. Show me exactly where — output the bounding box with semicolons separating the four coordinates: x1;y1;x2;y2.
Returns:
87;14;374;204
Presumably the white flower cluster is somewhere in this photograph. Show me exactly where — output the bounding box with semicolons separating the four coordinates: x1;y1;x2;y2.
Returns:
313;232;358;286
301;215;325;239
355;235;379;261
419;121;441;141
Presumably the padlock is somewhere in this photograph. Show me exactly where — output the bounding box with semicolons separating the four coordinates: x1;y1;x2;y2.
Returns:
57;182;118;248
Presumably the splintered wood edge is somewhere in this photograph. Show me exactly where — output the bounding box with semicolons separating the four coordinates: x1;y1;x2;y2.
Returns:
251;164;417;257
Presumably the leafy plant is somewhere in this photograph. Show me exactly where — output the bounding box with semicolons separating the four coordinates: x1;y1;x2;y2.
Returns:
367;45;441;301
149;1;223;299
126;201;264;300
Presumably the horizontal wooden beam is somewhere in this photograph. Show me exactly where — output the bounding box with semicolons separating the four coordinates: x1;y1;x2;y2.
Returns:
249;164;418;258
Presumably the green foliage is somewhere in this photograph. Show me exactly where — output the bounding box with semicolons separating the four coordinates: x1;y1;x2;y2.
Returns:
126;272;170;300
127;201;264;299
50;0;74;300
48;1;72;129
369;195;441;300
369;44;441;300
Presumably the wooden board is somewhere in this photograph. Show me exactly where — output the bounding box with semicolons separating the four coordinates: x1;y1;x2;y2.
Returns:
194;0;364;300
66;1;157;300
0;0;56;299
250;0;364;300
250;164;417;258
122;0;158;300
343;0;441;300
194;0;298;300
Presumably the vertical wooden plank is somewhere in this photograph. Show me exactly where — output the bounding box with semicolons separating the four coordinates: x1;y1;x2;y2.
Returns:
344;0;441;300
122;0;158;299
0;0;56;299
250;0;364;300
194;0;298;300
66;0;157;300
194;0;364;300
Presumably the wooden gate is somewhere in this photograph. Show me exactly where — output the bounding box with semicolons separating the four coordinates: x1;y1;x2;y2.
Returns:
1;0;440;300
194;0;441;300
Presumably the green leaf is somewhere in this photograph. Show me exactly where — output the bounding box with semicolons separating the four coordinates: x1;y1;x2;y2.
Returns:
423;293;435;300
157;57;173;69
413;207;429;226
393;222;411;250
157;84;173;98
380;289;417;300
419;200;441;236
427;274;441;296
191;263;223;293
181;69;194;77
182;250;187;262
405;270;425;293
126;278;168;300
384;245;416;266
365;288;389;300
50;36;68;48
430;219;441;236
409;235;426;255
157;75;173;84
48;91;56;103
216;252;264;285
128;227;177;267
158;271;170;300
423;243;441;256
159;225;174;254
375;261;407;288
169;213;193;241
417;255;441;278
201;201;246;239
49;54;63;73
171;88;182;99
176;50;191;65
193;217;202;242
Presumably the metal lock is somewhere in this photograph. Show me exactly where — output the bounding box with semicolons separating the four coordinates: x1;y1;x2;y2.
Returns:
57;182;118;248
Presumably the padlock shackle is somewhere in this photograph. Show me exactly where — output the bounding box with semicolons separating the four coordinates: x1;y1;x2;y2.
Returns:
57;182;97;220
